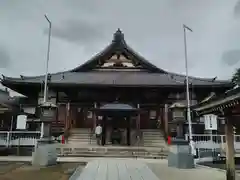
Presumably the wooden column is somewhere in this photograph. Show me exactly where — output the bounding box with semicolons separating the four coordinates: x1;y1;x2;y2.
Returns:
102;116;106;146
93;102;97;130
164;104;169;136
137;104;140;132
65;103;70;129
225;116;235;180
127;116;131;146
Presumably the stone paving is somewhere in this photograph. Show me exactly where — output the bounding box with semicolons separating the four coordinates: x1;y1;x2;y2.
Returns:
0;156;238;180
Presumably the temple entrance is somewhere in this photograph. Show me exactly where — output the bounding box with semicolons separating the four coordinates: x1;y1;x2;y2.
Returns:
103;116;130;145
93;103;140;146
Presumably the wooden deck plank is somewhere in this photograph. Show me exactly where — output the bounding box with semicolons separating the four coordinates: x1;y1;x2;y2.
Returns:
77;159;159;180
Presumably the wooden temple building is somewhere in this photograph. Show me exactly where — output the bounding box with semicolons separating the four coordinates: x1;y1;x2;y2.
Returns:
194;85;240;180
0;89;21;131
0;29;233;145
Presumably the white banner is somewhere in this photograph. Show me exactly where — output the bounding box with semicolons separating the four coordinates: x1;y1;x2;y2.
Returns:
16;115;27;130
204;114;218;130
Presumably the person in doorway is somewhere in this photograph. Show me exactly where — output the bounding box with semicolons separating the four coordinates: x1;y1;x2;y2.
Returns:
95;124;102;145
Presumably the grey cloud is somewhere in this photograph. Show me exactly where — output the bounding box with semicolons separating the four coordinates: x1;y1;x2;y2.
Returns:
222;50;240;66
46;19;106;45
234;0;240;18
0;46;10;68
0;0;239;80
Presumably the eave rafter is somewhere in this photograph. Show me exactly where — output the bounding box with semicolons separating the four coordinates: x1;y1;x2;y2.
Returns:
196;99;240;115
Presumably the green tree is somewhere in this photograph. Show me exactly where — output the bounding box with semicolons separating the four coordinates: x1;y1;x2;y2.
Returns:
232;68;240;84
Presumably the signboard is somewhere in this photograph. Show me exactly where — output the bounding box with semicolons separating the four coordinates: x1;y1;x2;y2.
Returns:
204;114;217;130
16;115;27;130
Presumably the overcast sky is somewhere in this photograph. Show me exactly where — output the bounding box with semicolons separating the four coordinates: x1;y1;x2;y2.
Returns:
0;0;240;81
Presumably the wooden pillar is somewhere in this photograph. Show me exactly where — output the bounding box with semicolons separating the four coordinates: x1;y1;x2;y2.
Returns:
65;102;70;129
164;104;169;136
225;116;235;180
93;102;97;130
137;104;140;132
127;116;131;146
102;116;106;146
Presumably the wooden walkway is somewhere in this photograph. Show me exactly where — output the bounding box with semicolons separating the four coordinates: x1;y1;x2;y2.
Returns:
77;159;159;180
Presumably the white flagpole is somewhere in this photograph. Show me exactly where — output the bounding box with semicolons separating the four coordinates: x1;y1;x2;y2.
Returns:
183;24;194;155
41;14;52;138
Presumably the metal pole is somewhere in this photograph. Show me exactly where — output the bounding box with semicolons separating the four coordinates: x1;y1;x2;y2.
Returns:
183;24;194;155
41;14;52;138
43;14;52;103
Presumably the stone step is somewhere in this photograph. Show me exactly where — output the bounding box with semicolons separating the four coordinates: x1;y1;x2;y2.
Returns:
70;133;93;136
143;144;165;147
57;147;168;159
67;139;96;142
143;136;164;140
67;140;97;143
58;153;168;159
70;129;91;133
61;150;167;156
67;142;97;145
69;136;93;139
143;139;165;142
142;133;163;136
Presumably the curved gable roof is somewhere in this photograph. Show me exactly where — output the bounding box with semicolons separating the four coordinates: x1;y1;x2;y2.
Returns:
70;29;167;73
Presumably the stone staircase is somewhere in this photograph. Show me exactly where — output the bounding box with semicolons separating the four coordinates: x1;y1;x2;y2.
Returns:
67;128;97;145
57;145;168;159
62;128;169;159
141;129;166;148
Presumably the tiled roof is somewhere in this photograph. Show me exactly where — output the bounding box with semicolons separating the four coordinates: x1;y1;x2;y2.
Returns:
1;71;231;87
0;29;233;88
194;86;240;113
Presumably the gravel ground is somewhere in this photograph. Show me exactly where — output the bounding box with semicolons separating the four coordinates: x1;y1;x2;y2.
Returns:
0;162;85;180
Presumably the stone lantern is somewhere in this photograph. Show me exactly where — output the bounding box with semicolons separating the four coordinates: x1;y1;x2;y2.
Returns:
32;101;58;167
169;102;186;139
38;101;57;142
168;102;195;169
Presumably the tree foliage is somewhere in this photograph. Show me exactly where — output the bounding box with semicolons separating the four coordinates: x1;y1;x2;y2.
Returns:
232;68;240;84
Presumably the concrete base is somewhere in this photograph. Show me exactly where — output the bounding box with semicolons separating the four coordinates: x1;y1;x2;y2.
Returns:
32;138;57;167
168;152;195;169
168;139;195;169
